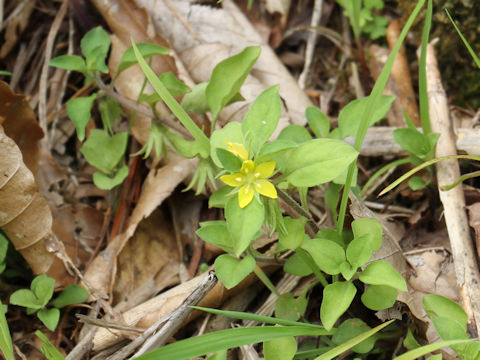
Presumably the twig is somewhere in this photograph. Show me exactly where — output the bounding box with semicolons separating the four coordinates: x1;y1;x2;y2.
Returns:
426;43;480;336
95;78;193;140
106;271;217;360
38;0;68;149
298;0;323;90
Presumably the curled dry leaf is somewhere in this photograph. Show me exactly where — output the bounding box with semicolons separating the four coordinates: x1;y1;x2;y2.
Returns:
0;126;55;274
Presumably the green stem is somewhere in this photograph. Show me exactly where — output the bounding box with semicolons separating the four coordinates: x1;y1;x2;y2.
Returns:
360;157;412;198
336;0;426;236
295;248;328;288
253;265;281;297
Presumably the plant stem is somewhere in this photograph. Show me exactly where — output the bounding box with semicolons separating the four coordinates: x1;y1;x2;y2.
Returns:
295;248;328;287
253;265;281;297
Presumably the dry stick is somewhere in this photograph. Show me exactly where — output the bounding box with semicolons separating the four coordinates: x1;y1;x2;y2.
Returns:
298;0;323;90
95;78;193;140
38;0;68;149
105;271;218;360
426;43;480;336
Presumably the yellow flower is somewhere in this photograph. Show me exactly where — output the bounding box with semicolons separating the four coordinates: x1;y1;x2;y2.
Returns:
221;160;278;208
226;139;248;161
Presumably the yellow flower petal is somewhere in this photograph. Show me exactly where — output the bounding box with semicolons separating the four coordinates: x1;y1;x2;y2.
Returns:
220;173;245;187
240;160;255;175
254;161;276;179
238;184;255;208
226;139;249;161
254;179;277;199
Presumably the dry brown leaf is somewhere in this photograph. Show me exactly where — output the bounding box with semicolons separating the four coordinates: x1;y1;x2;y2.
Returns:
113;207;181;306
0;126;54;274
84;154;198;297
0;0;36;58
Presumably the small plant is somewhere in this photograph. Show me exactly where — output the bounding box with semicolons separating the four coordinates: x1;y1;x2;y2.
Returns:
336;0;389;40
9;274;88;331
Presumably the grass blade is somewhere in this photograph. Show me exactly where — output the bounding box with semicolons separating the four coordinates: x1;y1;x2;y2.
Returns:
445;9;480;69
135;326;328;360
0;304;14;360
313;320;393;360
393;339;471;360
418;0;432;134
191;306;329;331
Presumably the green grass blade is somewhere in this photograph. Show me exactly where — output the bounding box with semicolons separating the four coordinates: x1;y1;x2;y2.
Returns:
131;39;210;158
337;0;426;234
35;331;65;360
418;0;432;134
135;326;328;360
0;305;14;360
445;9;480;69
191;306;329;331
393;339;471;360
314;320;394;360
378;154;480;196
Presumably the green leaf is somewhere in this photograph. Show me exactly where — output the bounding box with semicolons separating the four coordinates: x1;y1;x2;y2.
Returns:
181;82;210;114
361;285;398;310
339;261;355;281
98;97;122;134
393;128;431;157
242;85;281;155
206;46;261;122
158;72;190;96
359;260;407;291
117;42;168;74
81;27;111;73
277;125;312;144
66;94;97;141
208;186;232;208
351;218;382;252
320;281;357;331
432;317;468;349
0;233;9;273
80;130;128;174
256;139;296;163
206;350;227;360
210;121;245;168
0;71;12;76
31;275;55;306
0;303;14;360
306;106;330;138
93;165;128;190
408;176;427;191
263;335;297;360
403;327;421;350
423;294;468;330
278;216;307;250
49;55;86;72
332;318;376;354
284;252;313;276
225;197;264;255
337;95;395;139
50;285;88;309
196;221;234;253
315;320;394;360
37;308;60;332
214;254;256;289
216;148;243;172
35;331;65;360
285;139;358;187
275;293;307;321
302;238;345;275
10;289;43;309
346;234;373;269
135;326;327;360
165;131;204;159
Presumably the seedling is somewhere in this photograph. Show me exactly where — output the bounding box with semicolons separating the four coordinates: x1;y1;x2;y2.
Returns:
9;274;88;331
